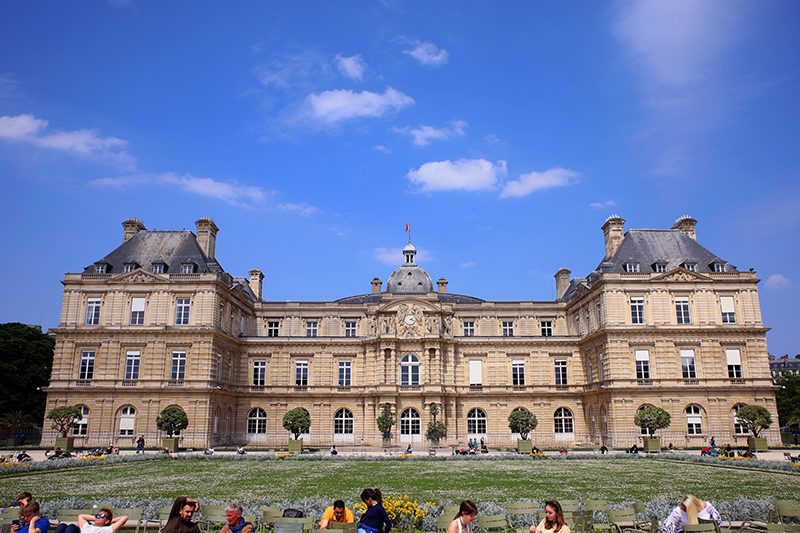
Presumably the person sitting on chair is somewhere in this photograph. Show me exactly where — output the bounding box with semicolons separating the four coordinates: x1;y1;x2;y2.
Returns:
218;504;253;533
55;508;129;533
660;495;721;533
446;501;477;533
319;500;354;529
16;450;32;462
162;497;200;533
330;446;338;456
405;444;413;454
599;445;608;455
11;502;51;533
237;446;245;455
530;500;570;533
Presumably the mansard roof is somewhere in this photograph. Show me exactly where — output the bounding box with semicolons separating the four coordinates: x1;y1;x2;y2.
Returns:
335;292;484;304
84;230;224;275
596;229;736;274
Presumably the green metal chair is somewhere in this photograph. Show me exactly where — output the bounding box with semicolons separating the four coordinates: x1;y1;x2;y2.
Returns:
444;507;462;519
437;516;453;533
111;509;143;533
507;503;538;533
681;525;717;533
560;502;580;513
475;514;510;533
329;523;357;533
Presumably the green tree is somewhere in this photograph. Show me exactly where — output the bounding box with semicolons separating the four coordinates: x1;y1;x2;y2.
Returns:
775;370;800;427
0;323;54;425
735;404;773;437
156;406;189;437
283;408;311;439
425;403;447;442
634;406;671;436
0;411;37;431
47;406;83;437
508;408;538;440
376;403;396;439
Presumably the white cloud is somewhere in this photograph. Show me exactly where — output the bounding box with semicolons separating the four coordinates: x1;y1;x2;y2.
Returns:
459;262;475;268
590;200;617;209
277;202;318;216
393;120;467;147
0;74;22;100
500;167;579;198
299;86;414;124
335;54;367;81
255;49;331;91
373;145;392;154
0;113;135;168
402;40;449;67
484;134;506;147
764;274;791;289
406;159;506;192
373;247;432;265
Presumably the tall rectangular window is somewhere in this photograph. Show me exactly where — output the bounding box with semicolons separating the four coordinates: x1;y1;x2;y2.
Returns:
463;321;475;337
124;350;140;380
630;297;645;324
130;297;145;325
720;296;736;324
267;321;279;337
175;298;190;325
339;360;351;386
625;262;640;272
598;353;605;381
171;351;186;380
681;349;696;379
306;321;318;337
216;354;222;381
79;351;95;380
252;360;266;386
635;349;650;379
726;349;742;379
555;359;568;385
541;321;553;337
153;264;164;274
575;315;581;335
511;360;525;386
86;298;101;325
73;406;89;436
675;297;690;324
469;359;483;386
596;302;602;327
344;321;357;338
295;360;309;386
502;321;514;337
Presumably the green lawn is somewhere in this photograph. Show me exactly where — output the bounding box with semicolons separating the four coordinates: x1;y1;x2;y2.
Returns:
2;457;799;504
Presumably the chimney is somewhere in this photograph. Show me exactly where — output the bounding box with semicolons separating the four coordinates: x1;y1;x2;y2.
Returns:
601;215;625;260
371;278;382;294
195;217;219;260
122;217;146;243
437;278;448;293
249;268;264;300
555;268;571;300
672;215;697;241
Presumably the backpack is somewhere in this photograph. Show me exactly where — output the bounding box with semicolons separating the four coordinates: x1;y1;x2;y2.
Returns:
283;509;304;518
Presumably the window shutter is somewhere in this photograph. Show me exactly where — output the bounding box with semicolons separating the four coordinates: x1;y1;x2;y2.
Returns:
725;349;741;365
720;296;735;313
131;297;145;312
635;349;649;361
469;360;482;385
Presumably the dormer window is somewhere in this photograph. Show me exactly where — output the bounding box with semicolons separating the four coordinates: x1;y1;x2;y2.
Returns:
123;262;139;273
681;262;697;272
152;263;166;274
624;263;640;273
94;263;108;274
652;261;668;273
181;263;196;274
712;262;726;273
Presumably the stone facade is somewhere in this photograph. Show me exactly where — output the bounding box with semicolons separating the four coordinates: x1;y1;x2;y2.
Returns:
43;216;779;449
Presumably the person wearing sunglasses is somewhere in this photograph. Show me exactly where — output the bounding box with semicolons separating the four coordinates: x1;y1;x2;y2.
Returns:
54;508;128;533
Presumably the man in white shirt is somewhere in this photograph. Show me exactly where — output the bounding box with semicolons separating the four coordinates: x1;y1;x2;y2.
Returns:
77;510;128;533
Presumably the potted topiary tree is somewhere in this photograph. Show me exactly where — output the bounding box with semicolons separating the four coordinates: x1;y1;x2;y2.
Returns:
736;404;772;452
47;406;83;451
425;403;447;448
634;406;671;452
283;408;311;453
376;403;396;449
508;408;538;453
156;406;188;452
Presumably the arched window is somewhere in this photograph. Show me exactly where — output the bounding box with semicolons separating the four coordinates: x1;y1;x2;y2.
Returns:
334;409;354;434
467;408;487;435
226;408;231;434
73;406;89;436
589;408;595;434
119;406;136;436
401;354;420;386
400;408;421;435
601;407;607;435
732;404;748;435
247;408;267;434
554;407;574;434
685;405;702;435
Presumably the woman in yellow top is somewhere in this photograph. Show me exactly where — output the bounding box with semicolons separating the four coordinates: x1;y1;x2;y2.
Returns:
447;501;477;533
530;501;570;533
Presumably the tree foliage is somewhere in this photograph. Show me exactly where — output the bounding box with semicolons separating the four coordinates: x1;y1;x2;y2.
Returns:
0;323;54;426
426;403;446;441
775;370;800;427
376;403;396;438
156;406;189;437
735;404;773;437
283;408;311;439
508;409;538;440
1;411;37;431
47;406;83;437
634;406;671;436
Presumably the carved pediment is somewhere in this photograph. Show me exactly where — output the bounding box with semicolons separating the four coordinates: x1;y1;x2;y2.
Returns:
654;268;710;282
109;269;167;283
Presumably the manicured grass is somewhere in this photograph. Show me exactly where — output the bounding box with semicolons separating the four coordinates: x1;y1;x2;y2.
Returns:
2;457;799;504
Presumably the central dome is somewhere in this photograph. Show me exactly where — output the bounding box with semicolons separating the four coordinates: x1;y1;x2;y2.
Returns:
385;241;434;293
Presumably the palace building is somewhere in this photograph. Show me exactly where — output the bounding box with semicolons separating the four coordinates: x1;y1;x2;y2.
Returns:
43;215;779;449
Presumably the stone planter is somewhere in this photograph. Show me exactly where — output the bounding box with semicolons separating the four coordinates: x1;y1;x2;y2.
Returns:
642;437;662;453
55;437;75;451
382;436;392;448
288;439;303;453
162;438;180;452
428;437;440;447
517;439;533;454
748;437;767;452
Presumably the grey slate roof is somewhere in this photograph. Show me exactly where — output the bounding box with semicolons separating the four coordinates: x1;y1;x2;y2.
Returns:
84;230;224;275
335;292;484;304
596;229;735;274
386;263;435;293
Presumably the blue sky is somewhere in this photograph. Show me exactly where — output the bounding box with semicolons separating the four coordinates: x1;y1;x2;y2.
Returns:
1;1;798;357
